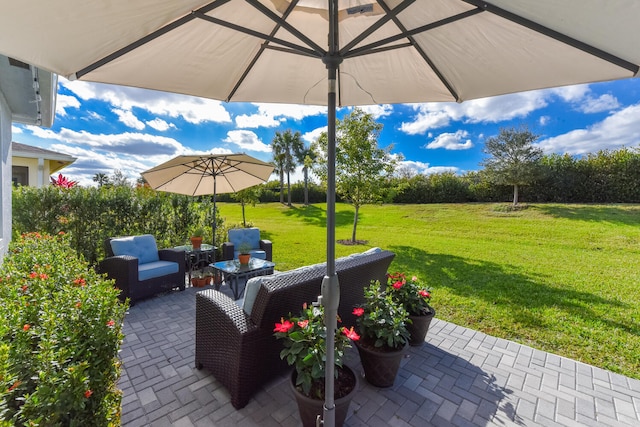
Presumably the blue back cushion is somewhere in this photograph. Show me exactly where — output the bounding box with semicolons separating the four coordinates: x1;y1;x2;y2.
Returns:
110;235;160;264
228;228;260;249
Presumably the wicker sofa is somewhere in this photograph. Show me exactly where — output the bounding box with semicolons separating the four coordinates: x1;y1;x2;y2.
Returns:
194;248;395;409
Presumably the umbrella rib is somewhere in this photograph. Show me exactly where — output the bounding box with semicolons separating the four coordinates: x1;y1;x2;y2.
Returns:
73;0;229;79
351;0;466;101
194;12;319;58
225;0;303;102
339;0;416;56
462;0;639;74
244;0;326;55
345;9;481;58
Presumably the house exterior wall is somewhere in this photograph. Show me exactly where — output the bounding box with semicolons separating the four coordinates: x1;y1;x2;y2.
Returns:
13;156;51;187
0;88;11;262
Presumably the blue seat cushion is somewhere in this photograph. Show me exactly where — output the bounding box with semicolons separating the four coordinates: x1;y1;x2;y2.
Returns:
110;234;160;264
138;261;179;281
228;228;261;250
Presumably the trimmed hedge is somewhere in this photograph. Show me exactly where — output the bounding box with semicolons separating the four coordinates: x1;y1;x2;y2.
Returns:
0;232;127;426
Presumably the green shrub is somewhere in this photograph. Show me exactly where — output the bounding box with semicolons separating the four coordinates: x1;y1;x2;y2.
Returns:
0;232;127;426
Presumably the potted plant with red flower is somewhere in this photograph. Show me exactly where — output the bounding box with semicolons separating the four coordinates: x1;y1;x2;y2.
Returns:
352;281;410;387
386;272;435;346
274;302;359;427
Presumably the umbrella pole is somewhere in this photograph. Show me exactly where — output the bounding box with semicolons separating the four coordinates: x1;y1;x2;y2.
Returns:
212;176;217;263
321;1;342;426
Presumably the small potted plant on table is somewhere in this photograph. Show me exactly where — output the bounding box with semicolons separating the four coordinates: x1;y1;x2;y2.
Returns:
190;226;205;250
237;242;252;265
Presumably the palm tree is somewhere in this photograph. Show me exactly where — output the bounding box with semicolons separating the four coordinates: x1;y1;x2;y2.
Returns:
92;173;110;187
296;146;316;206
272;129;303;206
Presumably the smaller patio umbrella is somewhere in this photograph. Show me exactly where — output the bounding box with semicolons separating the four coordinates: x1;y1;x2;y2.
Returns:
141;153;274;254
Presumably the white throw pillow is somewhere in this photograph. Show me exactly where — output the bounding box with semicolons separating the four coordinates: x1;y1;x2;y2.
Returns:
242;276;266;315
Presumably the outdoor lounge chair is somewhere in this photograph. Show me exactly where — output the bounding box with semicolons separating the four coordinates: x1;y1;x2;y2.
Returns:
222;227;272;261
99;234;185;304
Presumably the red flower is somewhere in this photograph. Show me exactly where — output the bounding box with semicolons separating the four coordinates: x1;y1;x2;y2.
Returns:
20;285;28;292
39;273;48;280
274;318;294;333
7;381;21;392
84;389;93;398
342;326;360;341
392;281;403;289
73;277;86;287
106;320;115;327
23;324;30;331
75;302;82;308
29;272;37;279
352;307;364;317
297;320;309;328
419;290;431;298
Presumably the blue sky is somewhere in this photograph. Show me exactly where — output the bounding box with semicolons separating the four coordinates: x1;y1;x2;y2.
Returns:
12;76;640;187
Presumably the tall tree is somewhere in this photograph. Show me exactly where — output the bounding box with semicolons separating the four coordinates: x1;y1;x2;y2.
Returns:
313;108;395;243
92;173;110;187
271;129;303;206
481;126;543;206
296;146;316;206
232;187;260;227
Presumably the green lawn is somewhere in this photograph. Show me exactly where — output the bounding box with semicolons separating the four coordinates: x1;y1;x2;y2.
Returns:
218;202;640;379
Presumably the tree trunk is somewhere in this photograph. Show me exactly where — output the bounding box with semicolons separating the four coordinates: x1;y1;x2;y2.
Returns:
303;168;309;206
287;171;292;206
513;184;519;206
241;201;246;227
351;205;359;243
279;170;284;204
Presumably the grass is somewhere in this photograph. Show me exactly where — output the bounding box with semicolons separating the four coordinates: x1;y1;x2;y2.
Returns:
219;202;640;379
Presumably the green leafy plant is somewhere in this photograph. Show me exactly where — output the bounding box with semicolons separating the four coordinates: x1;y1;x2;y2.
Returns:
0;232;127;426
386;272;433;316
274;303;359;398
353;281;409;350
191;226;205;238
237;242;252;254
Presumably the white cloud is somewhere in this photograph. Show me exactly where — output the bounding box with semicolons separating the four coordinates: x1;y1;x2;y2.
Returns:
146;118;176;132
578;94;620;114
27;126;185;157
359;104;393;119
400;91;548;135
235;103;327;128
112;108;145;130
223;130;271;153
56;94;81;117
302;126;327;144
399;160;460;175
12;125;22;134
60;79;232;124
536;103;640;155
539;115;550;126
426;130;474;150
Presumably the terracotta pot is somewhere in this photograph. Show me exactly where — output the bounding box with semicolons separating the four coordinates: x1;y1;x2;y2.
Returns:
407;308;436;346
190;236;202;250
290;365;358;427
238;253;251;265
191;277;207;287
354;339;408;388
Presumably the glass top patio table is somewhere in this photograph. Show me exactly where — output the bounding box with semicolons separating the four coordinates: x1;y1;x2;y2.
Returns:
210;258;275;299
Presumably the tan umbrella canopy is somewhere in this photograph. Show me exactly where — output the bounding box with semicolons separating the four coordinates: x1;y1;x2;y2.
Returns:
141;153;274;197
141;153;274;250
2;1;640;425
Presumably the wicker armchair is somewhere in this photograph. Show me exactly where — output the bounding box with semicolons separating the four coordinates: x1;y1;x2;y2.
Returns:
99;235;185;305
195;249;395;409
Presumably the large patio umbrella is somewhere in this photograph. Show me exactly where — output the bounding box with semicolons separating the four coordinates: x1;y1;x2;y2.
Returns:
1;1;639;425
141;153;274;251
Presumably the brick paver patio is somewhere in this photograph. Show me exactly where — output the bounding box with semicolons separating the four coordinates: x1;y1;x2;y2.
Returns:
119;285;640;426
